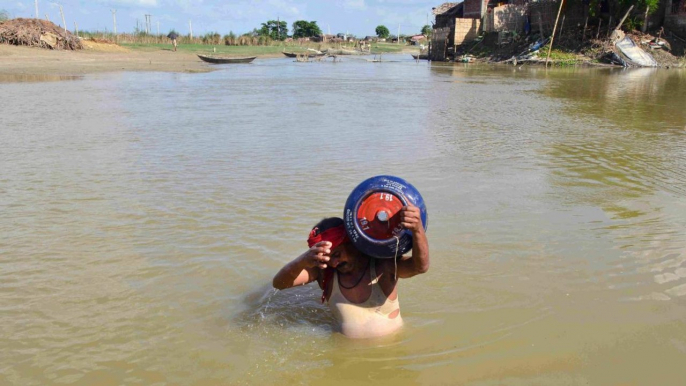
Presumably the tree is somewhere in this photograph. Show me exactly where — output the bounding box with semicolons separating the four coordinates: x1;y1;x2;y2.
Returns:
258;20;288;41
375;25;390;39
292;20;322;38
421;25;432;37
0;9;9;22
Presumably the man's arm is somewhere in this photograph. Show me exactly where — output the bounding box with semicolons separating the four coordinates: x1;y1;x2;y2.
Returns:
272;241;331;290
396;205;429;278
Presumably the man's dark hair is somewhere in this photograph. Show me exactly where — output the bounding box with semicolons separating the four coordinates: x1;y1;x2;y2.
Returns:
311;217;344;236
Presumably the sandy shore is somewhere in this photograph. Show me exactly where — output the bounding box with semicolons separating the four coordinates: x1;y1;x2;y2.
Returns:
0;43;286;76
0;42;419;77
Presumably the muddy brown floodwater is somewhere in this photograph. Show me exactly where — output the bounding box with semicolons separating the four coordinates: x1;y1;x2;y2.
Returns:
1;58;685;385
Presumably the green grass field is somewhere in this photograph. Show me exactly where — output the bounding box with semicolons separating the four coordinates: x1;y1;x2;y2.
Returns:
369;42;407;53
121;43;289;55
121;41;415;56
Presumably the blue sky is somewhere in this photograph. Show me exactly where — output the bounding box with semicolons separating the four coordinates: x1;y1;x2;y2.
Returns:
4;0;440;37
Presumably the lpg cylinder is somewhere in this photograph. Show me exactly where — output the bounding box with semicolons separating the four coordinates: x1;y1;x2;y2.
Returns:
343;175;427;259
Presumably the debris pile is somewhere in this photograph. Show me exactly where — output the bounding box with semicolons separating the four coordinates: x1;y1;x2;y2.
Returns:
0;18;82;50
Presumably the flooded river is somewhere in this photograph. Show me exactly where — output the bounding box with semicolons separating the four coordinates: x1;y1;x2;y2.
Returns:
1;58;685;385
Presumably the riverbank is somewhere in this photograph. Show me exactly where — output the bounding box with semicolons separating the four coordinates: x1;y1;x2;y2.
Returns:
0;43;214;75
455;30;686;68
0;41;419;76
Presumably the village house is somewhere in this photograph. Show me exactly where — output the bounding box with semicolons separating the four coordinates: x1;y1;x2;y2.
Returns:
429;0;583;60
430;0;685;61
409;34;427;45
430;2;475;60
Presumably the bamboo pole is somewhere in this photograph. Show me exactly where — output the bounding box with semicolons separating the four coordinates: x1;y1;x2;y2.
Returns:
642;6;649;33
596;19;602;39
582;17;588;43
545;0;565;67
559;14;566;37
615;5;634;30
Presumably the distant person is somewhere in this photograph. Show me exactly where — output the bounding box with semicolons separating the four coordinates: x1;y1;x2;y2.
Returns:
167;31;178;52
272;205;429;339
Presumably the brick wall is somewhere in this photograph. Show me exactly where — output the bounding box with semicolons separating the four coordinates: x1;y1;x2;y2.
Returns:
454;19;482;45
492;4;527;32
464;0;488;19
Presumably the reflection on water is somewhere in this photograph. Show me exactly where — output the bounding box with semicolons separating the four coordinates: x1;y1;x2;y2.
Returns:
543;67;686;131
1;61;685;385
0;73;82;83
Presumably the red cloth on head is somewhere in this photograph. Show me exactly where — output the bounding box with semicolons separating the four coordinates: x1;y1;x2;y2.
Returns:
307;224;349;303
307;225;348;249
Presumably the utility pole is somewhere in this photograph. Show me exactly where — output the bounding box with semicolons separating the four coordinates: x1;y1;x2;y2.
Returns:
35;0;39;19
189;20;193;39
111;9;117;34
398;24;400;44
277;16;280;40
59;5;66;33
145;14;151;34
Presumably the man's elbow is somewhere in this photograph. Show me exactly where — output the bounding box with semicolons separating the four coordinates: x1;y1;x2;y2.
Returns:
415;258;430;274
416;262;430;274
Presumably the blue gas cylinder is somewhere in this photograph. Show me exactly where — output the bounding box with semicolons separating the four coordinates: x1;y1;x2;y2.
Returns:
343;175;428;259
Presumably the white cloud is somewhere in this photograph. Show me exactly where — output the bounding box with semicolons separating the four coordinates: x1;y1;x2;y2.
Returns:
98;0;158;7
342;0;367;11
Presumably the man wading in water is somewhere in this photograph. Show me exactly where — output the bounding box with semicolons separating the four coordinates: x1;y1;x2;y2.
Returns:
273;205;429;339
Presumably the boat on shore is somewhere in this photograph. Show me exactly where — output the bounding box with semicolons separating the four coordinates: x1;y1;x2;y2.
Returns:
324;48;367;56
197;55;256;64
282;51;325;58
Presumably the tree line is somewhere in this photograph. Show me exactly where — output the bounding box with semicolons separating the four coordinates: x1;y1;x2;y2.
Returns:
255;19;432;41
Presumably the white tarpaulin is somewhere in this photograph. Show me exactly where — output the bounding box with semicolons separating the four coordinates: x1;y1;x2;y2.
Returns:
616;36;658;67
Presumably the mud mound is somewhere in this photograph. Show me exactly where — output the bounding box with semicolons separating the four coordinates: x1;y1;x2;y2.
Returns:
0;18;82;50
82;39;128;52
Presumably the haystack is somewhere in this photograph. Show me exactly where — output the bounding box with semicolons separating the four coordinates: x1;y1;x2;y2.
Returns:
0;18;82;50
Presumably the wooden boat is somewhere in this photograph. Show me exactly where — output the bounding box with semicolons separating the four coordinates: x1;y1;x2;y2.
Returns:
325;48;366;55
197;55;256;64
282;51;325;58
411;53;429;60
